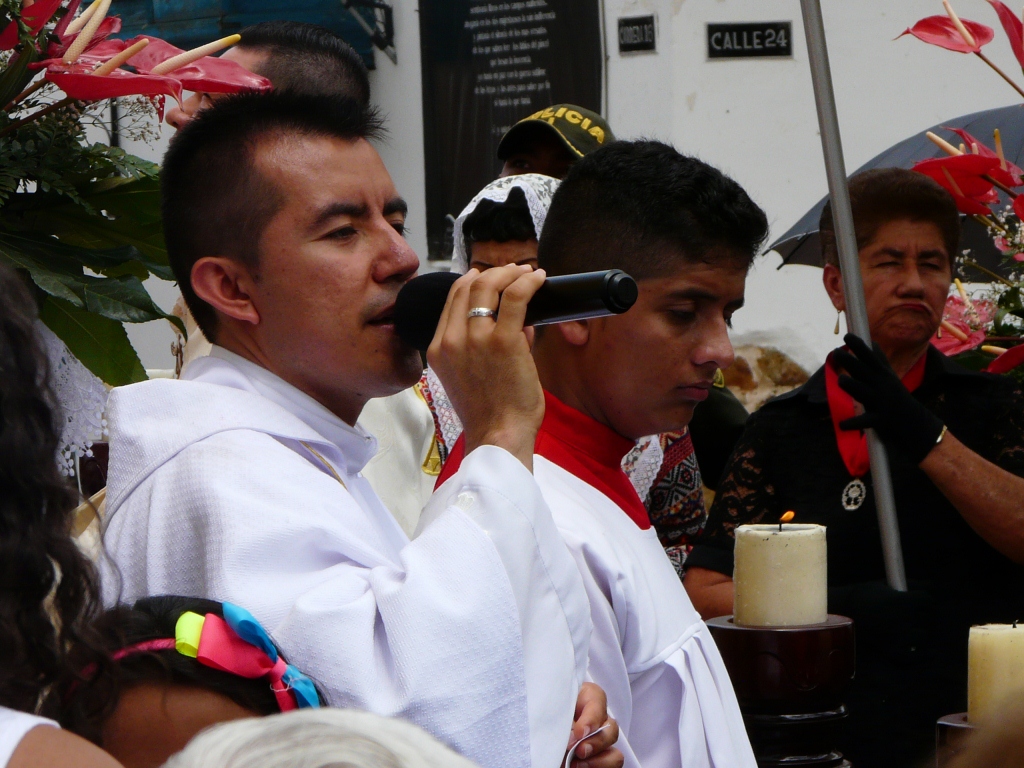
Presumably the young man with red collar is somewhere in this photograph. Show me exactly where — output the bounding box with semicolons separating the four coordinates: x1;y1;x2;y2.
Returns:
435;140;767;768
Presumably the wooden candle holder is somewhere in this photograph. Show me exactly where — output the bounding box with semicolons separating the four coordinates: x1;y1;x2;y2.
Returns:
707;615;855;767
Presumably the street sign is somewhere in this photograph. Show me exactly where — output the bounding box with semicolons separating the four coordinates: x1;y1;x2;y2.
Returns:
618;15;655;53
707;22;792;59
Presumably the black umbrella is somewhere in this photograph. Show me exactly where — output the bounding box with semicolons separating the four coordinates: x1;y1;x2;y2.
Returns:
771;103;1024;278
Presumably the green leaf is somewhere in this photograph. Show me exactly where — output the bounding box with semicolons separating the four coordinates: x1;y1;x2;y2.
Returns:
0;231;184;332
0;47;38;110
0;175;171;277
39;296;147;386
80;273;178;326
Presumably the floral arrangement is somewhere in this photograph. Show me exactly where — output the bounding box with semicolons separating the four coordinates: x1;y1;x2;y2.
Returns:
0;0;269;385
902;0;1024;377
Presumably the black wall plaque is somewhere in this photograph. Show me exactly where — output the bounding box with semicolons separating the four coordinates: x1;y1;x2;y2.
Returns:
707;22;792;59
618;15;655;53
419;0;602;259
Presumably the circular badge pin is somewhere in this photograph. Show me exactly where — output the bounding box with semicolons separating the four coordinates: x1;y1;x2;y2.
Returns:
842;478;867;511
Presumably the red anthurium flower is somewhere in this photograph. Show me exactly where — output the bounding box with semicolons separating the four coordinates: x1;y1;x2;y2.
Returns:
127;37;271;94
0;0;63;50
46;14;121;59
931;320;986;355
943;126;1024;185
35;39;183;103
1012;192;1024;220
913;154;1002;214
944;294;997;328
899;15;995;53
45;66;182;102
987;1;1024;68
986;343;1024;373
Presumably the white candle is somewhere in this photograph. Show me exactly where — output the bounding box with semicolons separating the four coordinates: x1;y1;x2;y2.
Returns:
968;624;1024;723
733;523;827;627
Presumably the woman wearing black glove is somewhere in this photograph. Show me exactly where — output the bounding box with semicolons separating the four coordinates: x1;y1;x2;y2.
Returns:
684;168;1024;768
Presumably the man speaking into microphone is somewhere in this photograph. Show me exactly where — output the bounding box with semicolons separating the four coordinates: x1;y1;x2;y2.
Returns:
99;92;619;768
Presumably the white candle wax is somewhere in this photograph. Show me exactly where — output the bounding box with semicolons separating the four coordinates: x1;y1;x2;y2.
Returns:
733;523;827;627
968;624;1024;723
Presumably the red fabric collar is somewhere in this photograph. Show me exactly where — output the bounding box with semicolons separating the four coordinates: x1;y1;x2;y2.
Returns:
824;349;928;477
434;391;651;529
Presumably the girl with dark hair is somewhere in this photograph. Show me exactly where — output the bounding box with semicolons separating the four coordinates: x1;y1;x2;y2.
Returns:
60;595;324;768
0;263;119;768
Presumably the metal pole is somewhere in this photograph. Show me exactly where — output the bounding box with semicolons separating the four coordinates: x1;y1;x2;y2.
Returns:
799;0;908;591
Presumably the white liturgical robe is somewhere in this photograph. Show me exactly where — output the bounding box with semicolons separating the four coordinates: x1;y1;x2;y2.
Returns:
100;348;591;768
435;393;755;768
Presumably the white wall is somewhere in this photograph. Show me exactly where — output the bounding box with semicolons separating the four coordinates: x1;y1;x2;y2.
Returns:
603;0;1020;371
368;1;429;267
115;0;1018;372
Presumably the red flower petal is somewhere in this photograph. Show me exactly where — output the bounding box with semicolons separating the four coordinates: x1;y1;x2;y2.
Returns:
986;342;1024;373
942;126;1024;185
53;0;84;40
913;154;1002;212
932;324;986;355
1012;193;1024;220
47;15;122;58
128;36;271;94
0;0;63;50
987;0;1024;68
44;62;182;103
899;16;995;53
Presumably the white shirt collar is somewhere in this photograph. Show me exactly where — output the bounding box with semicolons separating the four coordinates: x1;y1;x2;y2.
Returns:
181;346;378;474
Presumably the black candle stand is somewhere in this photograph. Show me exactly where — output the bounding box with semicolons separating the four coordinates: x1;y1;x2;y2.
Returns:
935;713;975;768
707;615;855;767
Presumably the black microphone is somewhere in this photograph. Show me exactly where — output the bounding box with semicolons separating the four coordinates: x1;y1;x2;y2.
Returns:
393;269;639;352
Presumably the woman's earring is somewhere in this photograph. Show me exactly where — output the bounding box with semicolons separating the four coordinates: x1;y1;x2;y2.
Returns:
834;310;842;335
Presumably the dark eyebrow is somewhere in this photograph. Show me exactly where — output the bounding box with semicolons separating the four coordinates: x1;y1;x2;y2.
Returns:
666;288;720;302
384;197;408;217
309;201;368;233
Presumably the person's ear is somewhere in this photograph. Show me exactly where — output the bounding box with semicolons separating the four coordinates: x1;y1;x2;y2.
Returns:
556;319;590;347
822;263;846;312
191;256;261;327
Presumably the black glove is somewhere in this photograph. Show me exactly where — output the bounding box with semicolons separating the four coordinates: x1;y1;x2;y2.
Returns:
833;333;944;465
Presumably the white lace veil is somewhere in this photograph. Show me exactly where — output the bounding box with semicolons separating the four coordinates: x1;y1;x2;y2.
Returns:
36;322;109;478
450;173;560;274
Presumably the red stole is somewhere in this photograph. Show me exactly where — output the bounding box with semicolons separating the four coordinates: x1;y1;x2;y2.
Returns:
825;350;927;477
435;391;651;529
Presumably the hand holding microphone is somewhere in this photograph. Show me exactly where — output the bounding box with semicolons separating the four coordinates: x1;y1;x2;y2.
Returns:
395;269;639;352
426;265;549;471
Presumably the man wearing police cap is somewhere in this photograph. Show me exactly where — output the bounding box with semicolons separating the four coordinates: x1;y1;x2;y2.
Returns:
498;104;613;179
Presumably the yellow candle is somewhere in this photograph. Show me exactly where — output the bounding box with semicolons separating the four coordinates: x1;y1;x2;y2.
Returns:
733;523;827;627
968;624;1024;723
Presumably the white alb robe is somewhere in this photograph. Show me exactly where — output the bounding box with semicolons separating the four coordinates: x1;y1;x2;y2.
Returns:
100;347;591;768
537;458;755;768
432;392;755;768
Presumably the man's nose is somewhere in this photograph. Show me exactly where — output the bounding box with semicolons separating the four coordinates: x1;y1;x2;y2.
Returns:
166;93;202;132
376;227;420;283
897;262;926;296
166;105;190;131
695;317;735;372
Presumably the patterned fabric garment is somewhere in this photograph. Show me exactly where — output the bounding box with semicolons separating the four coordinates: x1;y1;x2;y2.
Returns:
645;429;707;577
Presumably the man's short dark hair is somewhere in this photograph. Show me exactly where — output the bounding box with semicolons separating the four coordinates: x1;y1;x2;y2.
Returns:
819;168;961;268
161;92;383;340
239;21;371;106
463;187;537;254
537;140;768;279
